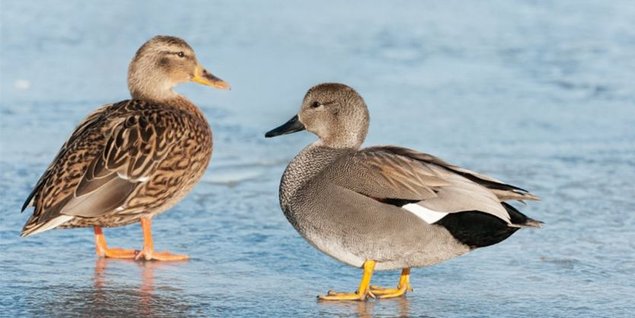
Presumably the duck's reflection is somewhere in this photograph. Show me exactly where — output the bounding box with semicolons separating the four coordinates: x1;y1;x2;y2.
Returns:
91;258;188;316
318;296;412;318
94;258;155;315
395;297;411;318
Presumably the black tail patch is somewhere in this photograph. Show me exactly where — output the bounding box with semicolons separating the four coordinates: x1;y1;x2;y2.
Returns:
502;202;543;228
434;211;520;249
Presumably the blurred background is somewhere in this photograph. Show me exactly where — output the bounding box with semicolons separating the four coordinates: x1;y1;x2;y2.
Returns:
1;1;634;317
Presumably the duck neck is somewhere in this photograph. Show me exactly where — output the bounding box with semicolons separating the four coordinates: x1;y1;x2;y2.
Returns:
314;123;368;150
127;58;181;102
279;143;352;210
128;79;179;103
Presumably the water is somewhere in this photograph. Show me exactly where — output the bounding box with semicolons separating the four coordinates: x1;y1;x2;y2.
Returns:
1;1;634;317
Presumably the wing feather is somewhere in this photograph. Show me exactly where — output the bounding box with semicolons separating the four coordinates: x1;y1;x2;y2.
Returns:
21;100;182;235
325;146;539;224
21;103;114;211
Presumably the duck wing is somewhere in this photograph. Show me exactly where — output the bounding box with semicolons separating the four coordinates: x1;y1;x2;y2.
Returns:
377;146;540;202
21;103;115;212
326;145;539;225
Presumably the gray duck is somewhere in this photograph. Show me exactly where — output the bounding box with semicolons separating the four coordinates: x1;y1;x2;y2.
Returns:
265;83;541;300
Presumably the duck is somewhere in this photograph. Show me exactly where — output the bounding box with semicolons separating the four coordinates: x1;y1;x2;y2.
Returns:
265;83;541;300
21;35;230;261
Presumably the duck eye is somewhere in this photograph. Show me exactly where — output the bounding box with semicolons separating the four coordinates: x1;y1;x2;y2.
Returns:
311;101;321;108
177;51;185;58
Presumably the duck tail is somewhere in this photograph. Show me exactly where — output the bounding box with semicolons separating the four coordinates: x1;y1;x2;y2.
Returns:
502;202;543;228
21;213;74;237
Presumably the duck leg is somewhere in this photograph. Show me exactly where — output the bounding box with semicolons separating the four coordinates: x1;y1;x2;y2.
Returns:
318;260;376;301
134;216;188;261
369;268;413;299
94;226;137;259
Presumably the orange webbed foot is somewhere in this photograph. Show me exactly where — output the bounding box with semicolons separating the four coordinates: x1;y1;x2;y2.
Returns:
134;249;189;262
94;226;138;259
97;247;139;259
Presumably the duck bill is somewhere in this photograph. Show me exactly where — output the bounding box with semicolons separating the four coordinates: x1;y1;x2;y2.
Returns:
192;65;231;90
265;115;306;138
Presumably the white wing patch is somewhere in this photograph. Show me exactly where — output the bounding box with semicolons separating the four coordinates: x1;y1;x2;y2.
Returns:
402;203;448;224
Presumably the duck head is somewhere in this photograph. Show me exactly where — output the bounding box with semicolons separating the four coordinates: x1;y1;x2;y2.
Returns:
127;35;230;102
266;83;370;149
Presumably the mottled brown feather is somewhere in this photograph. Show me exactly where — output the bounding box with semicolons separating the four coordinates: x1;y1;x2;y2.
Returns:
21;97;212;235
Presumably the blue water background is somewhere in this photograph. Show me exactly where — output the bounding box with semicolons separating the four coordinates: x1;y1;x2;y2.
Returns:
1;1;634;317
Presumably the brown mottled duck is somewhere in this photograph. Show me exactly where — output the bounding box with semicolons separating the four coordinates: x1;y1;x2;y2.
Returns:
21;35;229;261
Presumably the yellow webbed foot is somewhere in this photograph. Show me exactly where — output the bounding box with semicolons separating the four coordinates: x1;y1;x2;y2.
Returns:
369;284;411;299
369;268;412;299
318;289;376;301
318;260;376;302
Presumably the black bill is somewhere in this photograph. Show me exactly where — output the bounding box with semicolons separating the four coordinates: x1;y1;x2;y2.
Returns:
265;115;306;138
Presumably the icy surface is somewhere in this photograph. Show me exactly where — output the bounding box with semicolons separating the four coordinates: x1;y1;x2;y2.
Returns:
1;1;634;317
